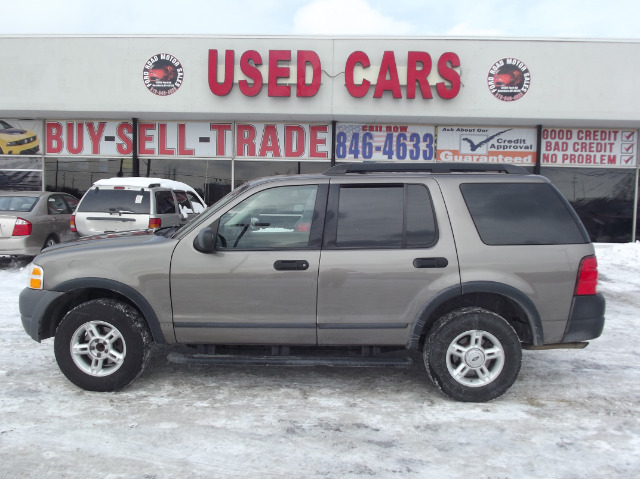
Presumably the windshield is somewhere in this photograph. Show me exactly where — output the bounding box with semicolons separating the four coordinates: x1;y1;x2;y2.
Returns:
78;189;151;214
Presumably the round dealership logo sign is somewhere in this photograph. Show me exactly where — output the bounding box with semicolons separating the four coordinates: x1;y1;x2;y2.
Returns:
142;53;184;96
487;58;531;102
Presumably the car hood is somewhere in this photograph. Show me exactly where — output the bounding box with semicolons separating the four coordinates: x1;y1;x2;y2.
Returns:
38;229;171;256
0;128;30;137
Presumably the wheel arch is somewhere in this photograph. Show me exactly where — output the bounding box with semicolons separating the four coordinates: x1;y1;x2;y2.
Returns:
42;278;168;344
42;234;59;248
409;281;543;351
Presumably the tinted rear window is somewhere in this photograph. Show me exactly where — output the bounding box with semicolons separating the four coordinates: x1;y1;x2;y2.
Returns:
460;183;588;245
78;189;151;214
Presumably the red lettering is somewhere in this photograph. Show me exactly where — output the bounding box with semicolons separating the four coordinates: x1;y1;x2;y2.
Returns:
297;50;321;97
373;51;402;98
436;52;461;100
208;49;234;96
239;50;263;97
138;123;156;155
177;124;194;156
210;124;231;156
309;125;328;158
407;51;432;99
45;122;63;154
236;124;257;157
116;123;133;155
86;122;106;155
285;125;305;157
67;122;83;154
258;125;281;157
345;51;371;98
158;123;175;155
268;50;291;97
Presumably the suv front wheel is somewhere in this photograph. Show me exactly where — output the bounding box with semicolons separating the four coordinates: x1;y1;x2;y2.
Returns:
54;299;152;392
424;307;522;402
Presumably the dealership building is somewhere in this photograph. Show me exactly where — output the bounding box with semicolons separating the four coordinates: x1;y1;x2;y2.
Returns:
1;35;639;242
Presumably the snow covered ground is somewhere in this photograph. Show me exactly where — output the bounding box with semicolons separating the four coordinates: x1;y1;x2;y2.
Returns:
0;244;639;478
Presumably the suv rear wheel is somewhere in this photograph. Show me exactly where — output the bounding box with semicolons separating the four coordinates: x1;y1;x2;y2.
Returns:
424;307;522;402
54;299;152;392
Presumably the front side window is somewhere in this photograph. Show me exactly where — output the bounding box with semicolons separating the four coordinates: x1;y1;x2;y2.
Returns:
216;185;318;249
333;184;437;248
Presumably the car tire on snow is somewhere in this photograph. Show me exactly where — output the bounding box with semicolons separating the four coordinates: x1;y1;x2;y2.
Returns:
54;299;152;392
423;307;522;402
42;235;58;251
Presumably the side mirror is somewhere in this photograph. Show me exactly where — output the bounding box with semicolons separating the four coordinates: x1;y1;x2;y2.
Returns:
193;227;215;253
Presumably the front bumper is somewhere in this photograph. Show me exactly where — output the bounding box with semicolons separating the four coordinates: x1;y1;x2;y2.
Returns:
2;138;40;155
562;293;606;342
19;287;65;341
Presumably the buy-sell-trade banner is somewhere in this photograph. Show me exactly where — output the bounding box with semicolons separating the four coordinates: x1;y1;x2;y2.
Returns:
436;126;537;165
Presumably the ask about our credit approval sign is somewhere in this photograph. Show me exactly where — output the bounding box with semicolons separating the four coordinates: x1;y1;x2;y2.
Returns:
437;126;537;165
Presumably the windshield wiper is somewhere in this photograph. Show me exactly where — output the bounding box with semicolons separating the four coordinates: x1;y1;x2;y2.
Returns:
154;225;182;237
108;208;136;214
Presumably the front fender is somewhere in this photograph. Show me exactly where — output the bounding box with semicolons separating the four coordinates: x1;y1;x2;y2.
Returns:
52;278;170;344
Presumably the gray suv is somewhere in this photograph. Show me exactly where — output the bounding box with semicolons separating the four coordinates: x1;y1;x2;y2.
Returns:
19;163;605;402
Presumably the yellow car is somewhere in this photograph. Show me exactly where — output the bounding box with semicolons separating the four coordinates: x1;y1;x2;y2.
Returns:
0;120;40;155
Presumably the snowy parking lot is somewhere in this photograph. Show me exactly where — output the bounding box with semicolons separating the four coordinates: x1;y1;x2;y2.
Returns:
0;243;639;478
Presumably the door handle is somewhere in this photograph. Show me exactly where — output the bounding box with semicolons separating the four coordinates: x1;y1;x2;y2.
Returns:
274;260;310;271
413;257;449;269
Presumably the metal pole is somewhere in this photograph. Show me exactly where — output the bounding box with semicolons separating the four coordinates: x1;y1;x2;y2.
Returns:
632;166;638;243
132;118;139;177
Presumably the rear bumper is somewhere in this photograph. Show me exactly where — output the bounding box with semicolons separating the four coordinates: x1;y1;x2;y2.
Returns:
562;293;606;342
0;236;41;256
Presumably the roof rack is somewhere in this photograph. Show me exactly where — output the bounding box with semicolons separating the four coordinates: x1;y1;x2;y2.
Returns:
323;162;529;175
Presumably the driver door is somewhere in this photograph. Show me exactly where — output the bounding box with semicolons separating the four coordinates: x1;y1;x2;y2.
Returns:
170;181;328;345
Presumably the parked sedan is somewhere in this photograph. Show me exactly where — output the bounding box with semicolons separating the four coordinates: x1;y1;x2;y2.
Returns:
0;192;79;257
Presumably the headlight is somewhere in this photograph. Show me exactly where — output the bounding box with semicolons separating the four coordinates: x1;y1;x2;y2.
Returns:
28;264;43;290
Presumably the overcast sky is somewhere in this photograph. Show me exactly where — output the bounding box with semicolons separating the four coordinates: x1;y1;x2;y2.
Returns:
1;0;638;39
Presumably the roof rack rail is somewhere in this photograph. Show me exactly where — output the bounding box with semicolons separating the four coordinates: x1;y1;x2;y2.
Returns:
323;162;529;175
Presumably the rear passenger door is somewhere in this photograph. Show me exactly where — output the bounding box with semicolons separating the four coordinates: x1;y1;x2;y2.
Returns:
154;189;182;227
317;177;460;346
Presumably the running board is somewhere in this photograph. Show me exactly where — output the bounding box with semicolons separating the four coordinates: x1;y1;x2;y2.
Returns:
167;352;412;368
523;342;588;350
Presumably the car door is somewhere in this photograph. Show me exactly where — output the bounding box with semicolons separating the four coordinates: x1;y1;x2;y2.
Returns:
316;177;460;346
154;189;183;228
46;194;76;243
170;180;328;345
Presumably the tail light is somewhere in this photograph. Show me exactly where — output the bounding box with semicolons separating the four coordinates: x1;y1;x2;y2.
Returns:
12;218;32;236
149;218;162;229
575;255;598;295
70;214;77;233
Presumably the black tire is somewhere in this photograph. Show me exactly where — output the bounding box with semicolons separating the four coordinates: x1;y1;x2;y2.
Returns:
42;235;58;251
423;307;522;402
54;299;152;392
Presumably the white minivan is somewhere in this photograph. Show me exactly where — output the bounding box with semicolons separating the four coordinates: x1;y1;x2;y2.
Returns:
72;177;206;237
